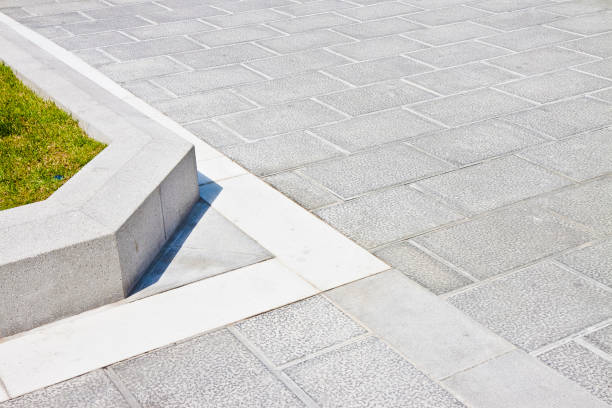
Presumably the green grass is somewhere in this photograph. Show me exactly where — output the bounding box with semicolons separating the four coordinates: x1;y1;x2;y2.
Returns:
0;63;106;210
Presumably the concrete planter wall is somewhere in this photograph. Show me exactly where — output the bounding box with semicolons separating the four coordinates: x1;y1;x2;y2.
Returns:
0;22;199;337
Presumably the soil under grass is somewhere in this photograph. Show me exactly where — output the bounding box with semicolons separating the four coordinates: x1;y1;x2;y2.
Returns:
0;63;106;210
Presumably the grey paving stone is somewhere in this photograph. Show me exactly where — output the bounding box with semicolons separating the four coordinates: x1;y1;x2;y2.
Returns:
539;0;612;16
123;80;173;103
19;11;87;28
33;25;72;39
0;6;30;19
585;324;612;354
407;5;491;25
333;17;423;39
323;56;431;86
190;25;281;47
549;10;612;34
112;329;303;407
246;49;349;78
557;239;612;289
408;41;509;69
401;0;470;8
102;36;202;61
520;128;612;180
576;58;612;79
482;26;580;51
414;204;593;280
417;155;571;213
62;15;151;35
265;171;341;210
315;185;463;248
138;5;227;23
23;0;104;16
203;8;286;27
277;0;356;17
184;120;243;148
267;13;353;33
54;31;134;51
73;48;115;67
496;69;612;103
329;35;428;61
537;176;612;235
235;71;348;105
257;29;353;54
99;56;187;83
502;97;612;139
0;370;129;408
449;262;612;351
152;91;254;123
593;88;612;102
218;100;345;140
374;241;472;294
562;32;612;57
410;119;545;166
284;337;465;408
219;0;293;13
339;2;421;20
412;88;534;127
312;108;440;151
538;342;612;404
318;80;435;116
488;46;598;75
153;65;265;95
173;43;272;70
81;2;165;19
471;0;549;12
301;143;453;199
405;21;500;46
477;9;563;30
222;131;343;176
125;19;215;40
235;296;365;366
408;62;519;95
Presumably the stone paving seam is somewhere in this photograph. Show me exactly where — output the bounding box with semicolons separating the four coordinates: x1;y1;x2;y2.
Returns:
573;337;612;363
407;239;480;282
530;318;612;357
550;260;612;294
103;367;143;408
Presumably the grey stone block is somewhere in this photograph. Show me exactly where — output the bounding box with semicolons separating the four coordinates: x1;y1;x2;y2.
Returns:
112;330;303;407
477;9;562;30
22;0;104;16
54;31;134;51
100;56;187;83
138;5;227;23
63;15;151;35
576;58;612;79
184;120;243;148
540;0;612;16
502;97;612;139
275;0;353;16
593;88;612;102
414;204;593;280
218;100;344;140
102;36;202;61
125;19;215;40
410;119;544;166
548;10;612;34
317;80;436;116
374;241;472;294
412;88;533;126
257;29;353;54
20;11;87;28
300;143;453;199
220;0;293;13
315;185;462;248
333;17;423;39
268;13;353;33
0;370;129;408
190;25;281;47
235;71;348;105
312;108;440;151
82;2;166;20
153;65;265;95
538;342;612;404
152;91;254;123
398;0;468;8
203;8;285;27
405;21;500;46
471;0;549;12
585;324;612;354
123;80;173;103
235;296;365;366
73;49;115;67
330;35;427;61
488;46;598;75
408;41;509;68
408;62;519;95
481;26;579;51
339;2;421;20
323;56;431;86
562;32;612;57
449;262;612;350
174;43;272;70
33;26;72;39
557;239;612;289
264;171;341;210
285;337;465;407
408;5;491;25
246;49;349;78
416;155;571;213
223;131;343;176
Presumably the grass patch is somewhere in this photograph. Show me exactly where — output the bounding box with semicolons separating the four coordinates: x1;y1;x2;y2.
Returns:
0;63;106;210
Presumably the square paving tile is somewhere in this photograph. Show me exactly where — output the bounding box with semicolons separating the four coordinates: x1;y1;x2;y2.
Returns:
112;329;303;407
414;204;593;279
488;47;597;76
265;171;341;210
315;185;463;248
235;296;366;366
557;239;612;289
585;324;612;354
300;144;453;199
449;262;612;351
284;337;465;408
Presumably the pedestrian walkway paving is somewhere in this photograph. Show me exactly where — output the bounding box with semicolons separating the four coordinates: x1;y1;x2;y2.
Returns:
1;0;611;406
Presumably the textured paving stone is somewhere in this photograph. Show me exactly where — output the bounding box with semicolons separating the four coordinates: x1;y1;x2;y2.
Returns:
323;56;431;86
557;239;612;289
488;46;597;75
477;8;562;30
538;342;612;404
481;26;579;51
408;5;491;25
152;91;254;123
112;330;303;407
20;11;87;28
315;185;463;248
374;241;472;294
222;131;343;176
82;3;166;20
284;337;465;408
123;80;173;103
312;108;440;152
220;0;294;13
184;120;243;148
125;20;214;40
585;324;612;354
539;0;612;16
73;48;115;67
22;0;103;16
412;89;534;127
190;25;281;47
33;25;72;39
300;144;453;198
576;58;612;79
333;17;423;39
218;100;344;140
267;13;353;33
257;29;352;54
277;0;355;17
0;370;128;408
408;41;509;68
405;21;499;46
102;36;202;61
138;5;227;23
330;35;427;61
265;171;341;210
562;32;612;58
548;10;612;34
173;43;273;69
54;31;134;51
245;49;350;78
410;119;544;166
62;15;151;35
471;0;550;12
339;2;421;20
415;204;593;279
449;262;612;351
99;56;187;83
593;88;612;102
203;8;285;27
235;296;365;366
153;65;265;95
317;80;436;116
